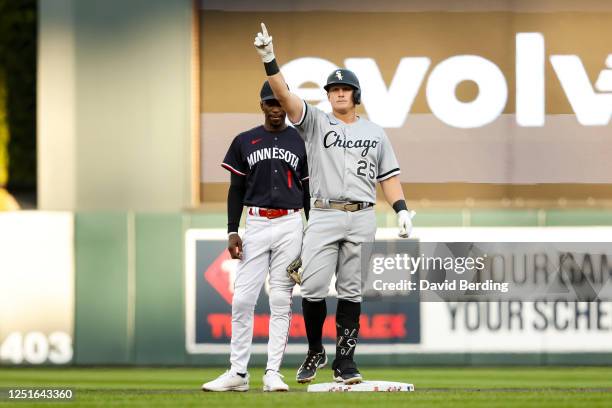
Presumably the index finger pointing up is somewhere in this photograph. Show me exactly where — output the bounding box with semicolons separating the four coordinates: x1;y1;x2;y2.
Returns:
261;22;268;36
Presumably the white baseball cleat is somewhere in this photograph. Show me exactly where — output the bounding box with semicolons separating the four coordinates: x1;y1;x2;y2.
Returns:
263;370;289;392
201;370;249;392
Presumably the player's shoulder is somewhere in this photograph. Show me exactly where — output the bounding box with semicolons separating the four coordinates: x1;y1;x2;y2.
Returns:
357;116;387;136
358;116;382;129
234;125;265;143
302;101;328;120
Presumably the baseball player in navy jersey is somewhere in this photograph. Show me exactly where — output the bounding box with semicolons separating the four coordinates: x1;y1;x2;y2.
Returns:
202;81;310;392
254;23;415;385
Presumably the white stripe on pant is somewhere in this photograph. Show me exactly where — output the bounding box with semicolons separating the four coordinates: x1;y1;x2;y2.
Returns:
230;211;302;373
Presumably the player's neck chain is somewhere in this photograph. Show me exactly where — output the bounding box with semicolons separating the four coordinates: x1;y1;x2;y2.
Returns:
333;112;358;124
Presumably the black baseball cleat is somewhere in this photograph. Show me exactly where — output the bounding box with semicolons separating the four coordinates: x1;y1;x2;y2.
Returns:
332;359;363;385
296;349;327;383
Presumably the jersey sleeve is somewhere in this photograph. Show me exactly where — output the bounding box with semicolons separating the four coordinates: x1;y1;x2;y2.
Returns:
221;136;247;176
300;151;309;181
377;130;401;182
292;101;323;142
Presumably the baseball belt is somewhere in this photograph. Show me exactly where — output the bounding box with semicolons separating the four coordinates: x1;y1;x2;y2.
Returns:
248;207;300;219
313;199;374;212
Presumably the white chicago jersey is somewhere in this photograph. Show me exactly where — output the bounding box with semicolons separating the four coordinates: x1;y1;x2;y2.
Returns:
293;101;400;203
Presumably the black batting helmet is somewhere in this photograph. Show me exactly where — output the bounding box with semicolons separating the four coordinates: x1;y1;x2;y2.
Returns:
323;68;361;105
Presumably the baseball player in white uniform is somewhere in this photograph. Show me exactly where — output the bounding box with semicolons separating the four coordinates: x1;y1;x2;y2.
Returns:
254;24;415;385
201;81;310;392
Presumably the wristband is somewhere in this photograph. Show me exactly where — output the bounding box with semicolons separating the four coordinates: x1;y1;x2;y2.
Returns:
392;200;408;214
264;59;280;76
228;232;239;238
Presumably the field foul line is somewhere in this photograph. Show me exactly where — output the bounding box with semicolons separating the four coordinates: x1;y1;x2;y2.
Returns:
418;388;612;393
75;387;612;394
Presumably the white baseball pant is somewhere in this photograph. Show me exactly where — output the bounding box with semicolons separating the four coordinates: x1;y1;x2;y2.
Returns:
230;210;302;373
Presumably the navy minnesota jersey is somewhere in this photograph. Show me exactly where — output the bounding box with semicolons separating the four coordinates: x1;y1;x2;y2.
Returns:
221;125;308;209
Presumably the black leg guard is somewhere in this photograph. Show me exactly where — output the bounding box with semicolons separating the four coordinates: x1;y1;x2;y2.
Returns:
302;298;326;353
335;299;361;361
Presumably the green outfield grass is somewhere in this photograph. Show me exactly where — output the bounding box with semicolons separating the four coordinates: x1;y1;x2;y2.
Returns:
1;367;611;407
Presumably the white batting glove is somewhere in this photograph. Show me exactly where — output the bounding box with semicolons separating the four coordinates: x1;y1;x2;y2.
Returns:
253;22;275;63
398;210;416;238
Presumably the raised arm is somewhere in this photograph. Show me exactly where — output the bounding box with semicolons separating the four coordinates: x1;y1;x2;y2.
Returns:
254;23;304;124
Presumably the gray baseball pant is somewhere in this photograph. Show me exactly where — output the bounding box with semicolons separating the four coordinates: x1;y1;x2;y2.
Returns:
299;206;376;302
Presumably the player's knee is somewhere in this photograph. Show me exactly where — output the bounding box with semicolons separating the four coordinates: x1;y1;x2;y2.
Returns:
232;294;256;312
337;293;362;303
302;295;325;302
268;290;291;314
300;279;330;300
300;286;328;301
